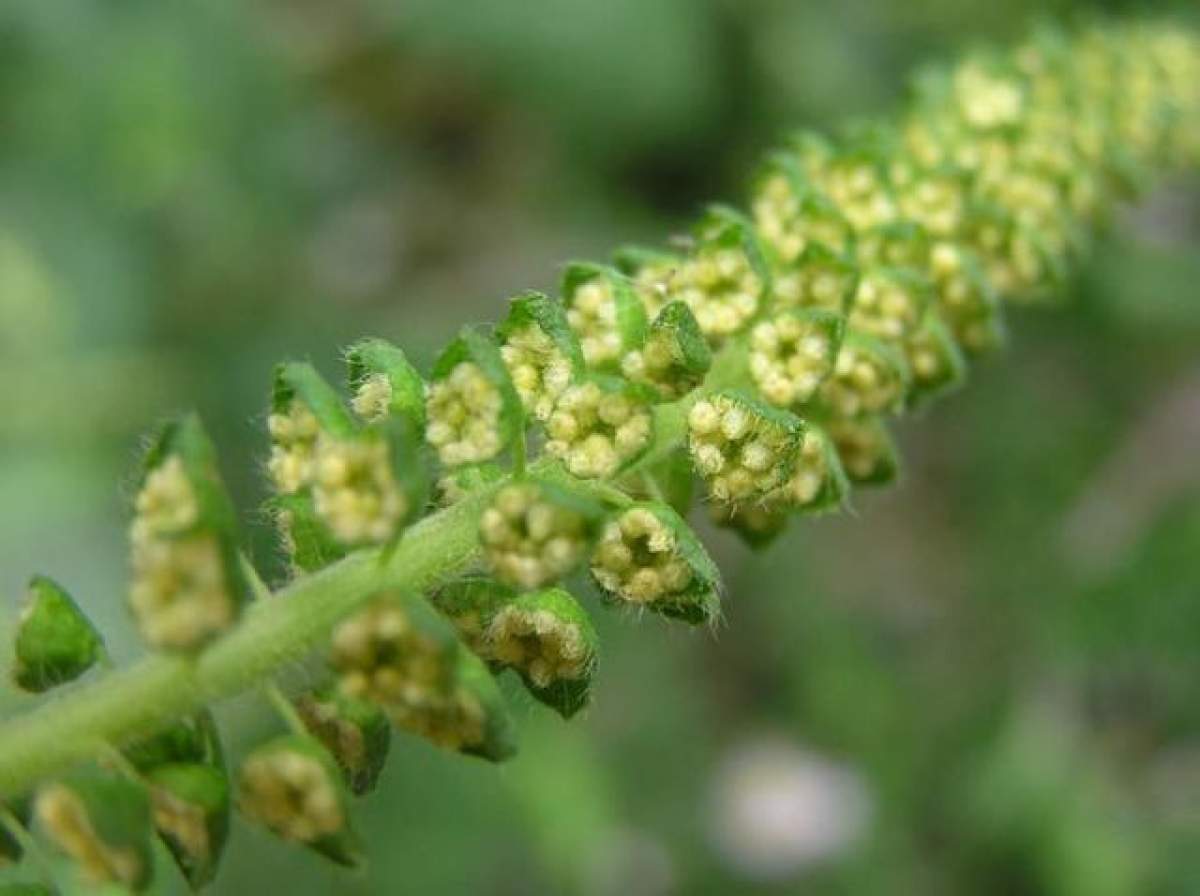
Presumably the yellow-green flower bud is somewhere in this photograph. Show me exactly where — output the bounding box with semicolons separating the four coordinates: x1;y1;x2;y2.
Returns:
673;207;769;340
147;762;230;889
854;220;931;271
345;338;426;428
436;462;506;506
827;417;900;486
311;429;409;546
848;267;932;342
815;332;911;418
927;241;1006;354
296;687;391;796
903;312;968;406
485;588;598;717
11;575;103;693
752;153;855;263
426;326;523;468
479;482;597;590
237;735;360;867
621;300;712;400
122;711;224;774
430;578;516;654
562;263;648;369
34;765;153;891
772;243;859;314
687;391;806;503
544;377;654;479
892;162;969;239
268;362;357;495
590;502;720;625
331;593;515;761
614;245;681;320
129;415;249;652
811;143;898;231
749;309;845;408
496;291;585;420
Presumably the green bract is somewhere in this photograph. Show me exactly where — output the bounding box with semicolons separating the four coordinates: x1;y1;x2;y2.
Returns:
129;414;250;652
345;338;426;428
12;576;102;693
296;687;391;796
622;300;712;400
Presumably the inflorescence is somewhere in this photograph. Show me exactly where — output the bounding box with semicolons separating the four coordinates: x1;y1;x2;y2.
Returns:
1;19;1197;891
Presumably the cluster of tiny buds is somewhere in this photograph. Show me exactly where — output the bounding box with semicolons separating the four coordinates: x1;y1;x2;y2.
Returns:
817;160;896;232
620;329;688;398
827;419;890;481
311;437;406;545
769;430;830;508
487;605;589;689
773;259;851;313
753;175;851;264
649;248;761;339
150;787;212;871
267;401;321;495
425;361;505;467
479;484;587;590
591;507;694;604
749;314;837;407
129;457;233;650
566;277;623;366
238;748;343;845
818;342;903;418
688;396;794;502
499;324;573;420
35;784;143;887
349;373;393;423
544;381;652;479
849;271;923;340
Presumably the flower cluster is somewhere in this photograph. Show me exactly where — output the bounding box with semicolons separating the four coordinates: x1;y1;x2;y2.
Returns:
544;380;653;478
479;483;591;590
749;310;844;407
311;435;407;545
688;393;803;503
267;401;321;495
425;361;506;467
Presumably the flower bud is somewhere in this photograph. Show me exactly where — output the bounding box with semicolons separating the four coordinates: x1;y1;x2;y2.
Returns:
752;153;855;263
903;312;968;406
749;309;845;408
122;710;224;774
34;765;153;890
815;332;911;418
129;414;249;652
827;417;900;486
810;142;898;231
268;362;357;495
437;462;506;506
11;575;103;693
687;391;806;503
331;593;516;761
430;578;516;654
562;263;648;369
621;300;712;400
963;201;1064;301
479;482;599;590
892;162;969;239
544;377;655;479
613;244;683;320
590;502;720;625
848;267;932;343
237;735;361;867
772;243;859;315
425;326;523;468
296;686;391;796
678;207;770;340
710;423;848;547
485;588;598;718
146;762;230;889
927;241;1007;355
345;338;426;428
497;291;585;420
854;220;931;271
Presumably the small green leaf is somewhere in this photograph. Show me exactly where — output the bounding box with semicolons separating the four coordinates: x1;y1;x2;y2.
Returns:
12;576;103;693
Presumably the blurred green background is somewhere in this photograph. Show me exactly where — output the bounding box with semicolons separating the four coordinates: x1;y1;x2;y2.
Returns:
2;1;1199;893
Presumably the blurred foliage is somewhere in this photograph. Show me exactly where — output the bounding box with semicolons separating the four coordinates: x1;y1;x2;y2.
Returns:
1;1;1199;893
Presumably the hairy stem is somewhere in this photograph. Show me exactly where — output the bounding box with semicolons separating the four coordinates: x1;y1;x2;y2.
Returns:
0;488;493;797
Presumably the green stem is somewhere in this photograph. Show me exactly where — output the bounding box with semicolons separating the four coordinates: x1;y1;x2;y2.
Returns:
0;487;493;798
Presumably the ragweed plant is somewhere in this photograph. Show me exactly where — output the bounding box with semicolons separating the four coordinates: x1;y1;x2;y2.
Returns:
0;19;1197;890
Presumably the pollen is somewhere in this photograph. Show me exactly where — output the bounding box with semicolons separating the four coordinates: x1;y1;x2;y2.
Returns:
749;314;839;407
544;382;652;478
479;483;589;589
591;507;695;605
425;361;505;467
